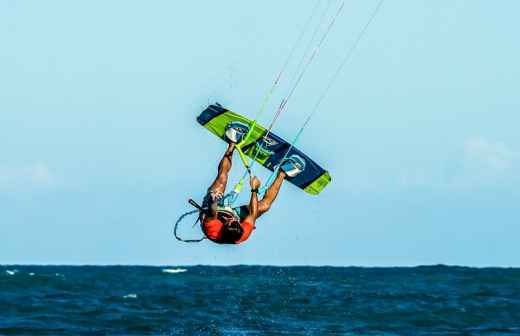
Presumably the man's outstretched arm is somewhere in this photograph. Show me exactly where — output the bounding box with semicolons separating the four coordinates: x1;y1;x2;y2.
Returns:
248;189;259;220
246;176;261;223
235;176;261;244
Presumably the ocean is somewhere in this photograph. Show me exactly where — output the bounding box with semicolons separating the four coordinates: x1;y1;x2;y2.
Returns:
1;265;519;335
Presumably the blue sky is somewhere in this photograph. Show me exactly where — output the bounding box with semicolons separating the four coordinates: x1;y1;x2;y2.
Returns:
1;0;519;266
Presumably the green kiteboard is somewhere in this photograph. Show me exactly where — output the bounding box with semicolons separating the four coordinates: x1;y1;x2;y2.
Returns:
197;103;331;195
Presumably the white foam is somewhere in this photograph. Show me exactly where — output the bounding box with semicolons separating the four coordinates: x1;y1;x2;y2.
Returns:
123;293;138;299
6;270;18;276
162;268;187;274
29;273;35;276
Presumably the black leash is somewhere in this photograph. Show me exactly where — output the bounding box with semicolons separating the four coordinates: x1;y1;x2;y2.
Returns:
173;199;207;243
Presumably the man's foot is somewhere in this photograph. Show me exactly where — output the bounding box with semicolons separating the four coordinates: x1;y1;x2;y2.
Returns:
279;154;306;177
225;121;249;144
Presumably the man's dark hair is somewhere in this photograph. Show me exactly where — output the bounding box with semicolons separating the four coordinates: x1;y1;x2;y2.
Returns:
219;221;244;243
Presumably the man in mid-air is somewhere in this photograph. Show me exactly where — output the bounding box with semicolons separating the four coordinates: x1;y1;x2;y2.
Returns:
201;125;304;244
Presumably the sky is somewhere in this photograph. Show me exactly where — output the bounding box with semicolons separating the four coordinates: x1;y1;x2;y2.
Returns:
1;0;519;266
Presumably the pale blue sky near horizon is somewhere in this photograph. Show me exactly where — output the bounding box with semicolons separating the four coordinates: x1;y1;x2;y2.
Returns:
1;0;519;266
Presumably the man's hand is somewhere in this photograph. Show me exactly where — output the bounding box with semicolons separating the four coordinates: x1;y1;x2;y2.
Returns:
250;176;261;190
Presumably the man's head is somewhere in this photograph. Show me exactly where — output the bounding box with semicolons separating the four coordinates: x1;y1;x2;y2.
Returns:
202;212;244;244
220;220;244;243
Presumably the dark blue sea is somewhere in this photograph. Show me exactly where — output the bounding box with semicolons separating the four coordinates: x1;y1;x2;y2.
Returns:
1;265;519;335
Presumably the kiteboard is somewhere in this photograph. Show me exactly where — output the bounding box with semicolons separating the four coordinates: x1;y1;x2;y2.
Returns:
197;103;331;195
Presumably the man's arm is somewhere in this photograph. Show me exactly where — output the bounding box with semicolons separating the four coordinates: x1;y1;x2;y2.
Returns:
248;190;259;220
245;176;261;223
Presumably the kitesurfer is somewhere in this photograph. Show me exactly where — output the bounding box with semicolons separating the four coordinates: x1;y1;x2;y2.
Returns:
201;126;304;244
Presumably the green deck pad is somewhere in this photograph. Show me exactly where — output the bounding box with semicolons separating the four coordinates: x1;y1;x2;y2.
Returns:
197;103;331;195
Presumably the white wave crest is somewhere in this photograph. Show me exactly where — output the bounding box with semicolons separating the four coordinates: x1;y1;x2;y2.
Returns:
162;268;187;274
123;293;138;299
6;270;19;276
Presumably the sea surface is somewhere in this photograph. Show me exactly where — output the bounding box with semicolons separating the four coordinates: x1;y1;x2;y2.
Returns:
0;265;519;335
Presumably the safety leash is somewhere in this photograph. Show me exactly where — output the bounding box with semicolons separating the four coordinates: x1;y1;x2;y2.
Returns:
173;199;207;243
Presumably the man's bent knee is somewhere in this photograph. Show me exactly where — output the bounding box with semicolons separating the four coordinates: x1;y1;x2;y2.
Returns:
209;173;228;193
216;173;228;185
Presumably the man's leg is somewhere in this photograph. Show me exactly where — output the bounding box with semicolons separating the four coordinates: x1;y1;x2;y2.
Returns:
208;143;235;194
256;170;286;218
